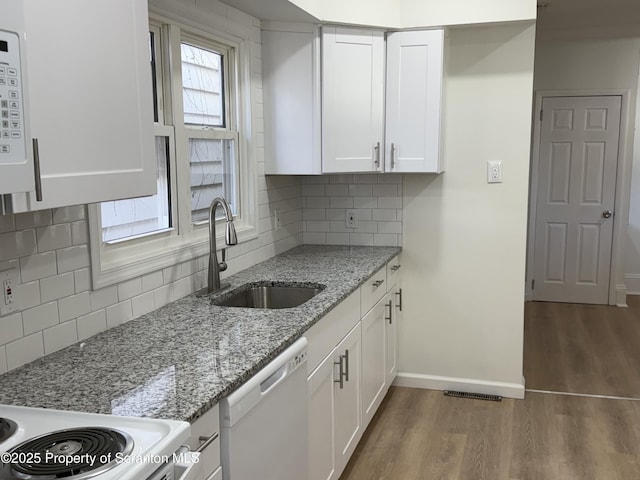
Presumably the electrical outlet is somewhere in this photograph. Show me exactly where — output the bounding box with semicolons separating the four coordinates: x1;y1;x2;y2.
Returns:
346;209;358;229
0;268;18;316
487;160;503;183
274;209;281;231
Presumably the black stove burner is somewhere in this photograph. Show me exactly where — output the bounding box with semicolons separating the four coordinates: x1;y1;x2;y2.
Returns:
0;418;17;444
3;427;133;479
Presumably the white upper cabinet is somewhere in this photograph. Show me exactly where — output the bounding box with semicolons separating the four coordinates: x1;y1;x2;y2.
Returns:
322;27;385;173
385;29;445;173
263;24;445;175
8;0;156;212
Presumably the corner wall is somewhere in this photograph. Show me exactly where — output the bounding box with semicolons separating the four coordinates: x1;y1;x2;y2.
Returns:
397;22;536;398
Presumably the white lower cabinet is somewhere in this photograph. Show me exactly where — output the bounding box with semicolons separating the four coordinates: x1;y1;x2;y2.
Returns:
308;323;362;480
308;255;403;479
361;293;388;428
189;405;221;480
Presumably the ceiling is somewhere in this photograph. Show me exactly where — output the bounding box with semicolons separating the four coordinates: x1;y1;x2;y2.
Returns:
536;0;640;38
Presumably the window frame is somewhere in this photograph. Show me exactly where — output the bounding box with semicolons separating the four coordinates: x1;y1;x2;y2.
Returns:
88;15;257;290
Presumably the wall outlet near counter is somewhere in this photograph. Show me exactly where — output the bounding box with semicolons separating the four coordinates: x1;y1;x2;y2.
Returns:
346;209;358;229
0;268;18;316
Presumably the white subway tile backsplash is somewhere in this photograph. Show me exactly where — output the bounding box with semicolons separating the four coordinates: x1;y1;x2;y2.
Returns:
329;174;354;184
325;209;346;221
132;291;155;318
15;211;52;230
378;197;402;209
106;300;133;329
354;196;378;209
153;284;173;310
301;184;325;197
44;320;77;354
0;230;37;262
374;234;400;246
0;346;6;374
348;184;373;197
0;312;23;344
304;196;330;209
90;286;118;311
40;273;75;303
0;215;15;234
37;224;72;252
57;245;90;273
20;251;57;282
52;206;85;224
303;232;327;244
77;310;107;341
306;221;331;233
358;221;379;234
329;197;354;209
372;209;397;221
326;184;349;196
373;184;399;197
350;233;374;246
117;278;143;301
378;222;402;234
303;209;326;220
377;173;403;184
71;221;88;246
58;292;91;322
326;233;349;245
354;174;377;184
17;281;40;310
6;333;43;371
74;268;91;293
22;302;59;335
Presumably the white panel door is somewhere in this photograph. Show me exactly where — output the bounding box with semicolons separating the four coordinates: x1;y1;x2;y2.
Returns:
322;27;384;173
533;96;621;304
12;0;155;211
385;29;444;173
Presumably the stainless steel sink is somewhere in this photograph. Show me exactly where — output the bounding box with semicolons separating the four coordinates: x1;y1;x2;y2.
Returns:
212;282;325;309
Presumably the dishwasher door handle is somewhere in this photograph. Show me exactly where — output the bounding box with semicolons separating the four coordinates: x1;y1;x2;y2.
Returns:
260;364;288;395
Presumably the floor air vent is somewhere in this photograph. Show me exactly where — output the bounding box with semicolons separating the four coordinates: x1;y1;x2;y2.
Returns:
443;390;502;402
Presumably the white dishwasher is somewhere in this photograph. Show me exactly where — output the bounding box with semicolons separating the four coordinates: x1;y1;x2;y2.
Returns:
220;337;309;480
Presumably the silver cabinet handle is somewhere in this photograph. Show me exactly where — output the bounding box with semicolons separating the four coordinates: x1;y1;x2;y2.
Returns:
32;138;43;202
603;210;613;219
334;354;346;389
391;142;396;169
390;264;401;272
395;288;403;312
372;279;384;288
374;142;381;168
385;300;393;324
344;349;350;382
196;432;219;453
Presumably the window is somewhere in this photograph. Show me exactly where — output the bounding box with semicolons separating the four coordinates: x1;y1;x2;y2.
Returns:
88;16;256;289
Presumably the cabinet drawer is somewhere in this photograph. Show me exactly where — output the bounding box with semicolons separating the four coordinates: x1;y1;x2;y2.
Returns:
306;289;360;373
360;267;387;315
190;405;220;478
386;255;402;288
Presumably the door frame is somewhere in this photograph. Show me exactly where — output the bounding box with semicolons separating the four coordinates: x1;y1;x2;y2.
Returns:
526;89;634;306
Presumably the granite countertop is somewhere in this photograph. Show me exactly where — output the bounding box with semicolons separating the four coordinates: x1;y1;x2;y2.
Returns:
0;245;400;423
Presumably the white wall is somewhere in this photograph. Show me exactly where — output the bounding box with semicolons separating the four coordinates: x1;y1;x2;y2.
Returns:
533;37;640;295
0;0;303;374
287;0;535;28
397;22;536;398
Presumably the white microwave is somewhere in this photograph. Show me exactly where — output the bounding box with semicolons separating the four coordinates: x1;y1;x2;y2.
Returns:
0;2;35;198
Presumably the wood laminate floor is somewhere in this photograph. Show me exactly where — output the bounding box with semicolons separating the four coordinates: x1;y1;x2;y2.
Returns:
341;299;640;479
341;387;640;480
524;297;640;397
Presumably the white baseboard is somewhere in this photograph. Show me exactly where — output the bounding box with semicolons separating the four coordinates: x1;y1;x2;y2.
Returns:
616;283;628;307
393;372;526;399
624;274;640;296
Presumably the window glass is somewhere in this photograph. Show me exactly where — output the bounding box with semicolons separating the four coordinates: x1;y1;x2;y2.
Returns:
181;43;224;127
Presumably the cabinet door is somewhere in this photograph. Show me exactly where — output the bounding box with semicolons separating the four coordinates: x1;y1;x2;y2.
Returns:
361;295;387;429
385;29;445;173
322;27;384;173
387;284;400;385
333;322;362;477
308;353;337;480
14;0;155;211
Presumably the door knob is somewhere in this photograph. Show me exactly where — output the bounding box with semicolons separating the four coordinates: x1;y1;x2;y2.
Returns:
602;210;613;219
